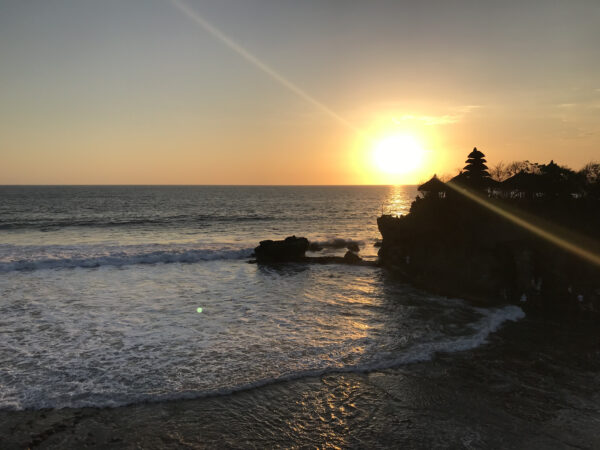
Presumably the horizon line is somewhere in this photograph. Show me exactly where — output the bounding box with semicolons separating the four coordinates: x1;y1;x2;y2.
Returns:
0;184;418;187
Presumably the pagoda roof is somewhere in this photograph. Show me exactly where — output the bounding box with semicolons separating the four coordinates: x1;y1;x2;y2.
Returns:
418;175;447;192
501;172;540;191
467;147;485;158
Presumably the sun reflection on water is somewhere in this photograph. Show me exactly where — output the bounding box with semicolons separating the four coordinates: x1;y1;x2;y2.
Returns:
382;185;418;217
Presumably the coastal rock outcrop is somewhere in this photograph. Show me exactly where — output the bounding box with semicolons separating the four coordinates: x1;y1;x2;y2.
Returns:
343;250;361;263
377;194;600;313
254;236;309;262
252;236;374;267
376;148;600;314
346;242;360;253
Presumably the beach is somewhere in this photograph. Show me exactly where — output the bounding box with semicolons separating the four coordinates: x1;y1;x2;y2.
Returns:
2;313;599;449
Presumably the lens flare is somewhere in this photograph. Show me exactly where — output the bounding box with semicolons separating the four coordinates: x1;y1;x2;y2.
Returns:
447;183;600;267
170;0;361;136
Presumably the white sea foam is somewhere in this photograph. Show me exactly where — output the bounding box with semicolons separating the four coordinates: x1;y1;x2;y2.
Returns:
310;238;363;249
377;304;526;366
138;305;527;408
0;244;253;272
0;256;524;412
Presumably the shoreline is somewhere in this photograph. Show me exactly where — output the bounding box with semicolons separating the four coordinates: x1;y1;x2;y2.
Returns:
3;315;599;449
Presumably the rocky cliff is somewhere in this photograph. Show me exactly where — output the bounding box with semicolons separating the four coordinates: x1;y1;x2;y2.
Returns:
377;192;600;313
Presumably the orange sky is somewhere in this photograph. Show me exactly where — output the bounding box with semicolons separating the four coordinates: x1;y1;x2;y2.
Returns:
1;0;599;185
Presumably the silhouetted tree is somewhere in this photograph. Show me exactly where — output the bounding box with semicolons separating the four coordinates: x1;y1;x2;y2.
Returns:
490;161;507;182
580;162;600;199
495;160;543;197
538;160;579;197
580;162;600;184
505;160;540;178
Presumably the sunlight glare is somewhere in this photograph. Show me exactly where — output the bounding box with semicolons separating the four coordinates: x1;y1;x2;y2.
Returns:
372;134;425;176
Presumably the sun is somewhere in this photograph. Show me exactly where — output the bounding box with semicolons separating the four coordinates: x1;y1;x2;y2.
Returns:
372;134;425;176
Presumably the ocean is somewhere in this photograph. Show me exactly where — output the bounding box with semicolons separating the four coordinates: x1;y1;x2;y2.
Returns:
0;185;525;412
4;186;598;448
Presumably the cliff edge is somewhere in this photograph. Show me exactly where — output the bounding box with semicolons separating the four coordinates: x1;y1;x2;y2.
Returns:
377;148;600;313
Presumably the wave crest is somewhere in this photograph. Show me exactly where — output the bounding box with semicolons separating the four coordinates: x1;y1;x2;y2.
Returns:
0;245;253;272
0;214;275;230
0;304;524;410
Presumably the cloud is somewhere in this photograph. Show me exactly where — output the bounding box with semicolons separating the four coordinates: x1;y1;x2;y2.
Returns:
552;101;599;140
392;105;480;126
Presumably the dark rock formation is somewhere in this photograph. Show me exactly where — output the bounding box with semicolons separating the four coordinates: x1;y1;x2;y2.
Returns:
254;236;309;262
346;242;360;253
343;250;361;263
308;242;323;252
377;193;600;313
251;236;374;267
377;148;600;314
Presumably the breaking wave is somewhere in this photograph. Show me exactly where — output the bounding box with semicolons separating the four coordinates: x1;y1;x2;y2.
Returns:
1;304;524;410
0;214;276;231
310;238;363;249
0;244;253;272
131;305;526;410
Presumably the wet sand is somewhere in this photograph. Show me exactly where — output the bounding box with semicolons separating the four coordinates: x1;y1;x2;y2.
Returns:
2;315;599;449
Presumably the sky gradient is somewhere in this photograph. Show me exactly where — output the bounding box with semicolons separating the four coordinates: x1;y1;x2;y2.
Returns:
1;0;599;184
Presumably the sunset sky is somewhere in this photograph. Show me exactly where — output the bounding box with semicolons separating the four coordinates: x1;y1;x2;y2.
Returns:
1;0;599;185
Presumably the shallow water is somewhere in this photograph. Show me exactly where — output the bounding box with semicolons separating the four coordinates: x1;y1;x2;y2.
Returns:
3;315;599;449
0;186;524;411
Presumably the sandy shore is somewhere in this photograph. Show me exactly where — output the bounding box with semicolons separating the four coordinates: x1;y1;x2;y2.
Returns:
2;316;599;449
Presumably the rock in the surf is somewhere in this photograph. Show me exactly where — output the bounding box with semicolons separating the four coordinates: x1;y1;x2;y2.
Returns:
343;250;362;264
346;241;360;252
254;236;309;262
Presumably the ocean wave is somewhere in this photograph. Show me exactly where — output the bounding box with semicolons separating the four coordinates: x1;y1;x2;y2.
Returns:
1;305;524;410
153;305;525;405
0;246;254;272
309;238;363;249
0;214;276;230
